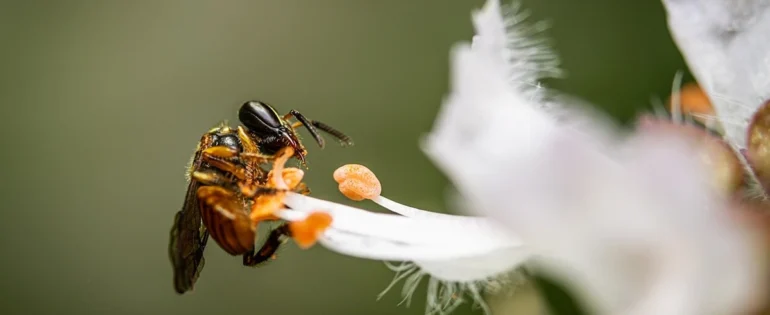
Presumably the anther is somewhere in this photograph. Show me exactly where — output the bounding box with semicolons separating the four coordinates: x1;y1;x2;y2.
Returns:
289;212;333;249
668;83;714;118
747;100;770;190
268;168;305;190
333;164;382;201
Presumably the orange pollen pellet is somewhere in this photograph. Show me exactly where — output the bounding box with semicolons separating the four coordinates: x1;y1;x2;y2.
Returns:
289;212;333;249
333;164;382;201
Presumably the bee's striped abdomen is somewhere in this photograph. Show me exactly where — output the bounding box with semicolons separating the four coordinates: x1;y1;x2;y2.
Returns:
197;186;256;256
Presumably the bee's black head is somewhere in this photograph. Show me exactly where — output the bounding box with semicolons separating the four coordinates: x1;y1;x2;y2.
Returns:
238;101;283;135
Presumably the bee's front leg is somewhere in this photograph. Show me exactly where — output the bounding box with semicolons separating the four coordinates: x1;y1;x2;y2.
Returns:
200;146;247;181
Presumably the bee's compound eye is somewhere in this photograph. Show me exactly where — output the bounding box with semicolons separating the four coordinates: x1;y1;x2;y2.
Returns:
238;101;282;134
216;134;241;152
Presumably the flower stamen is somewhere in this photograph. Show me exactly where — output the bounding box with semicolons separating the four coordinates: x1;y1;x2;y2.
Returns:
333;164;480;220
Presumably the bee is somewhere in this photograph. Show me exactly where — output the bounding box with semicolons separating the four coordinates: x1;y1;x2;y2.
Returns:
169;100;353;294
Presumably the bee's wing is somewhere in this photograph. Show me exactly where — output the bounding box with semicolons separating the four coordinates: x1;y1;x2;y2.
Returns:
169;178;209;294
169;134;213;294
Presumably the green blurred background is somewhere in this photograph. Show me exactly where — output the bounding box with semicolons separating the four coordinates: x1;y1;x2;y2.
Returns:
0;1;689;314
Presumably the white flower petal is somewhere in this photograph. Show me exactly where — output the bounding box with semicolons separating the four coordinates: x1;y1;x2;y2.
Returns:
424;43;562;199
423;1;765;314
318;229;493;261
278;193;527;315
270;1;768;315
315;228;527;266
662;0;770;147
282;194;518;250
414;248;529;283
428;53;762;312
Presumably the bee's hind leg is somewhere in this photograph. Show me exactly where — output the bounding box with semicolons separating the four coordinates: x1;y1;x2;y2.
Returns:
242;223;291;267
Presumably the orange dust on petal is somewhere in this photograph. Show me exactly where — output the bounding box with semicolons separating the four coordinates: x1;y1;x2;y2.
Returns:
333;164;382;201
289;212;333;249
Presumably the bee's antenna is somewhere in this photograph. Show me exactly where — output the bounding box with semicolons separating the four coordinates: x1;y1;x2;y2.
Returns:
287;110;325;148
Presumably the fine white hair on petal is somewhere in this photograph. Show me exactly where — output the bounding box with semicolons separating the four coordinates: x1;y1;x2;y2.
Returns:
471;0;562;101
425;0;574;208
414;248;530;282
380;262;480;315
661;0;770;148
377;253;528;315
